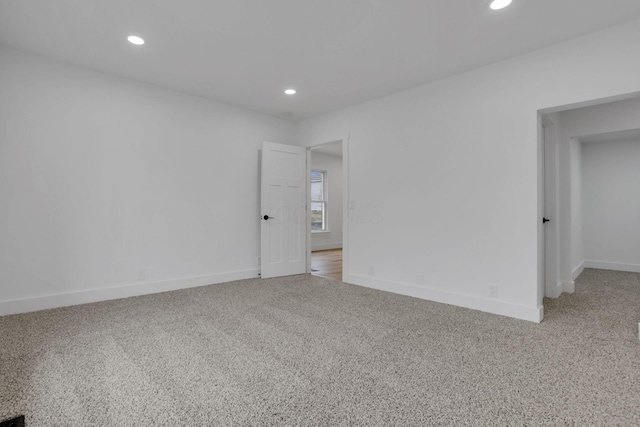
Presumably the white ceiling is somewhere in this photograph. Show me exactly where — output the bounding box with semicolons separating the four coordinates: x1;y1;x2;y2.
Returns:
1;0;640;121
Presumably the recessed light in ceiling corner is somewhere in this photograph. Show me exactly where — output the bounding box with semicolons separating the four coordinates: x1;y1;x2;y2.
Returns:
127;35;145;45
284;89;297;95
490;0;512;10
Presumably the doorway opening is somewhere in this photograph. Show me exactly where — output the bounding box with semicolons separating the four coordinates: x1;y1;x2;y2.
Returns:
538;92;640;314
307;139;347;282
259;137;349;281
311;249;342;281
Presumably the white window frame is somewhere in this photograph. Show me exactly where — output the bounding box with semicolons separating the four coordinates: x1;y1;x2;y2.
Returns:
310;170;329;233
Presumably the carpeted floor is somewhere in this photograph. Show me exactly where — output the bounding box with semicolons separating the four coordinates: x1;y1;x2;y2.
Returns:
1;268;639;426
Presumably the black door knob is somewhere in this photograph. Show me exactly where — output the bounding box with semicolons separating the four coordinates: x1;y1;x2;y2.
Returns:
542;217;550;224
263;215;273;220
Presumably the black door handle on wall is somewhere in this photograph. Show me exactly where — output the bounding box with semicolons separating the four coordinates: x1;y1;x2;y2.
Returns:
263;215;274;220
542;217;550;224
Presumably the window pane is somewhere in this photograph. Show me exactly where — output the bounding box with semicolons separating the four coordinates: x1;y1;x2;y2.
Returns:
311;171;324;201
311;201;325;231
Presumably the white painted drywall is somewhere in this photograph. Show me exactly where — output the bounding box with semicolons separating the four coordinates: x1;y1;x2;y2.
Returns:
555;96;640;281
310;151;343;251
0;47;295;314
582;137;640;270
296;19;640;322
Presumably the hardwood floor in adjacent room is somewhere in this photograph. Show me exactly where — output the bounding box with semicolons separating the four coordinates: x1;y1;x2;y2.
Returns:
311;249;342;281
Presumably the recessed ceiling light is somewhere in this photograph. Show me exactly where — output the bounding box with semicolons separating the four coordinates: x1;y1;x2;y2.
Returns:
284;89;296;95
490;0;512;10
127;35;145;45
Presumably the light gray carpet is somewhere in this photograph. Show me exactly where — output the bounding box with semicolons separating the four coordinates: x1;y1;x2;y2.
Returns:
1;269;639;426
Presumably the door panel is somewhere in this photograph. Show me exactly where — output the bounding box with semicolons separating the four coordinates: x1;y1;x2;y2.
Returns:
261;142;307;278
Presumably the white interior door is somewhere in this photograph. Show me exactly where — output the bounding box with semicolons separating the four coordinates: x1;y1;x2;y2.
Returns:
261;141;307;278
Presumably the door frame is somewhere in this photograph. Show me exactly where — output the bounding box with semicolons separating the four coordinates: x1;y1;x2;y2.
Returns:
537;91;640;305
305;136;350;282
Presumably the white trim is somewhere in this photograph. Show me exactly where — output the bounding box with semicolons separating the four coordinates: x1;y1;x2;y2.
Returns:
540;92;640;115
306;148;312;273
572;261;585;281
583;260;640;273
0;269;259;317
546;280;575;299
548;282;561;299
312;243;342;251
343;134;350;281
561;281;576;294
344;274;543;323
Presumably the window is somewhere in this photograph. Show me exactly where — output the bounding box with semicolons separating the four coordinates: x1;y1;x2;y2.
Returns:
311;171;327;232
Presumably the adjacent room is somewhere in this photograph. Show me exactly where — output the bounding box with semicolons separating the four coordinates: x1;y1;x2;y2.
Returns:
1;0;640;425
310;141;343;282
544;97;640;285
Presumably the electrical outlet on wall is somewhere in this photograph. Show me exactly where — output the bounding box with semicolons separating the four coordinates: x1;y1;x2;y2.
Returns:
489;284;498;298
137;270;145;281
369;265;375;277
417;273;424;285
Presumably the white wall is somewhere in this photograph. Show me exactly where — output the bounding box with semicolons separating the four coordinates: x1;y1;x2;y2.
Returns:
582;137;640;272
296;19;640;322
555;97;640;281
0;46;295;315
310;152;343;251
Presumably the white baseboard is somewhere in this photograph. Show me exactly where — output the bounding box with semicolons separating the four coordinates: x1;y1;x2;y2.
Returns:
343;274;543;323
546;283;561;299
561;281;575;294
0;268;260;317
583;260;640;273
311;243;342;251
547;281;575;299
572;261;585;281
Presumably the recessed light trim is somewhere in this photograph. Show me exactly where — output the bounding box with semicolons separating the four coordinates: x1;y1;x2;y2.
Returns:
128;35;145;45
490;0;512;10
284;89;297;95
